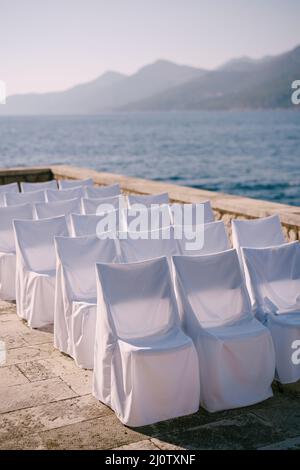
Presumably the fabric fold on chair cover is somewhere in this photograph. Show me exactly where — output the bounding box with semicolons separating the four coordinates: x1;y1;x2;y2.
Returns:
0;182;19;206
13;216;69;328
46;186;85;202
21;180;58;193
58;178;93;189
242;241;300;383
54;235;121;368
82;195;126;215
35;197;82;232
71;211;126;237
85;184;121;199
5;189;46;206
175;220;229;255
119;226;177;262
0;203;34;300
94;256;200;427
170;201;214;225
127;192;169;208
173;249;275;412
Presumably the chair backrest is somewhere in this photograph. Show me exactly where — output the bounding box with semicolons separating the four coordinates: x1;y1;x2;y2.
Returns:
119;226;177;263
127;192;169;208
71;211;125;236
85;184;121;199
58;178;93;189
46;186;84;202
175;220;230;255
82;195;126;215
0;182;19;206
55;235;120;301
124;204;172;232
173;249;252;330
35;198;82;219
5;189;46;206
170;201;214;225
0;203;34;253
21;180;58;193
232;215;285;260
242;241;300;314
13;215;69;273
96;256;179;340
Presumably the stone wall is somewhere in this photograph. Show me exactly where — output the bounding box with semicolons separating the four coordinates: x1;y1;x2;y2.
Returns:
0;164;299;242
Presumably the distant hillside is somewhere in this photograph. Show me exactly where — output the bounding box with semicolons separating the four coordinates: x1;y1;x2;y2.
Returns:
1;46;299;114
122;46;300;111
0;60;205;115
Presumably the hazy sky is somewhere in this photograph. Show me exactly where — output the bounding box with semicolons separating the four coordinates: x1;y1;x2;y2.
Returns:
1;0;300;95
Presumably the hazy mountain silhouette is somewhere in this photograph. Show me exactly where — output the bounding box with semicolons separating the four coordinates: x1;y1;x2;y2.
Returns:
123;46;300;110
1;60;205;115
1;46;299;114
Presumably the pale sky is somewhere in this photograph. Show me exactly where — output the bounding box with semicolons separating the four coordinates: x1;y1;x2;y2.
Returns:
1;0;300;96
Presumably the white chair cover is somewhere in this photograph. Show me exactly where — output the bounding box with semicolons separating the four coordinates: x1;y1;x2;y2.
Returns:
13;216;69;328
175;220;229;255
21;180;58;193
71;211;126;237
0;182;19;206
5;189;46;206
120;226;177;263
85;184;121;199
54;235;121;368
127;192;169;208
93;256;200;426
170;201;214;225
0;204;34;300
242;241;300;384
82;195;126;215
58;178;93;189
46;186;85;202
232;215;285;260
173;249;275;412
123;204;172;232
35;198;82;232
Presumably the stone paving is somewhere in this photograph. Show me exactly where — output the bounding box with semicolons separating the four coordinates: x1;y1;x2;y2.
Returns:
1;300;300;450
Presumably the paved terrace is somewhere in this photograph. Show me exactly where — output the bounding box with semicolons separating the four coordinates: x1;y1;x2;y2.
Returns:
1;301;300;450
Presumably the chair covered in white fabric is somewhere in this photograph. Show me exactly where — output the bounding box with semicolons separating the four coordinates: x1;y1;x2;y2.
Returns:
127;192;169;208
85;183;121;199
82;195;126;215
13;216;69;328
54;235;120;368
232;215;285;260
35;198;82;232
0;204;34;300
170;201;214;225
21;180;58;193
46;186;85;202
120;226;177;263
5;189;46;206
93;256;200;426
0;182;19;206
58;178;93;189
175;220;229;255
124;204;172;232
71;211;125;237
242;241;300;384
173;249;275;412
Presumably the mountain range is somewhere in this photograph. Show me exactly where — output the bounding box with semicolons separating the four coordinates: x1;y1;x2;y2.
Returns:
1;45;300;114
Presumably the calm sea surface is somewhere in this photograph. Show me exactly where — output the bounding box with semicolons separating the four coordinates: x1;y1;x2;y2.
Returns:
0;111;299;206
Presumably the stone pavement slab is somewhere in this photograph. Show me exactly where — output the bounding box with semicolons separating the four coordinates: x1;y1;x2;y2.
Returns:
1;300;300;450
